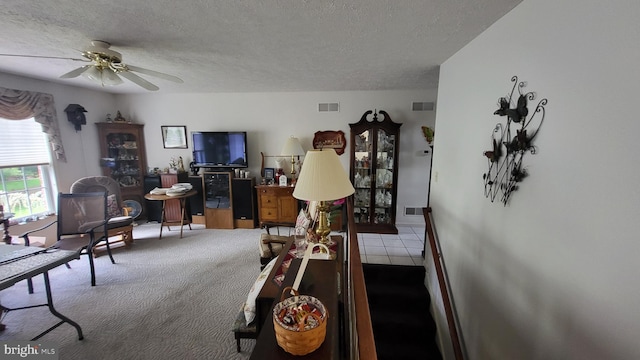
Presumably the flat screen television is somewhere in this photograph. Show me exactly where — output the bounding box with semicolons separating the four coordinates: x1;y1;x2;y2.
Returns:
192;131;248;168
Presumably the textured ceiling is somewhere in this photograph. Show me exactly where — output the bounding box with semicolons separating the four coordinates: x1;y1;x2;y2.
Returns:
0;0;522;94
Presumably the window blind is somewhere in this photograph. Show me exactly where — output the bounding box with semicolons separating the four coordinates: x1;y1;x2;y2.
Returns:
0;118;50;168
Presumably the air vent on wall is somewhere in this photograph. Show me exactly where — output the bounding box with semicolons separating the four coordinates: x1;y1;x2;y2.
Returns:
318;103;340;112
412;102;434;111
404;207;424;216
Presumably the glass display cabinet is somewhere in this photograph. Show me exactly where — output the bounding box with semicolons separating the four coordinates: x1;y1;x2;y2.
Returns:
97;122;147;211
349;110;402;234
203;171;234;229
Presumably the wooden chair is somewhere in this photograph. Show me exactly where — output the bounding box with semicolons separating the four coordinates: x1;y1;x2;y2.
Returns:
70;176;134;255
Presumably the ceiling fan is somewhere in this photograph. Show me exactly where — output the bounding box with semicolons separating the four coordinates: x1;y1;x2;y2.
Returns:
0;40;183;91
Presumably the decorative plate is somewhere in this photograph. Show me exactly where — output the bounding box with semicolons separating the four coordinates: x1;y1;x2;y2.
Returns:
123;199;142;219
166;188;188;196
150;187;170;195
171;183;193;190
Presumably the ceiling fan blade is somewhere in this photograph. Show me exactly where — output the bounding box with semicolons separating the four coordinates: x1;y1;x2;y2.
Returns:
0;54;88;62
126;65;184;83
60;65;92;79
118;71;160;91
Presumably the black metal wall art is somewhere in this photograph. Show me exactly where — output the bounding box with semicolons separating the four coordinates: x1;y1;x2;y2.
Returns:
483;76;547;205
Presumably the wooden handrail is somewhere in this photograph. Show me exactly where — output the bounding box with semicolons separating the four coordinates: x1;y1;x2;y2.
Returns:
424;207;465;360
347;197;377;360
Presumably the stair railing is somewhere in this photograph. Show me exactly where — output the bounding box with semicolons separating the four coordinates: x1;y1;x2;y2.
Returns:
424;206;465;360
345;196;377;360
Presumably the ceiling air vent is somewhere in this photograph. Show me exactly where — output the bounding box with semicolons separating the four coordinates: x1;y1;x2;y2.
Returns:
318;103;340;112
412;102;434;111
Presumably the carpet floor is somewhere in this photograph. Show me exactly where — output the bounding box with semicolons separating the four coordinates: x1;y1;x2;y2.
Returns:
1;223;440;359
0;223;259;360
363;263;442;360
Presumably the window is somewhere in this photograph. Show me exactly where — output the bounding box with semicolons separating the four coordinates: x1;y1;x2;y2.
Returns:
0;118;55;222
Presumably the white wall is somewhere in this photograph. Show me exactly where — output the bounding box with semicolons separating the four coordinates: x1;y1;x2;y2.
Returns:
430;0;640;359
1;70;436;225
0;72;116;193
116;89;437;225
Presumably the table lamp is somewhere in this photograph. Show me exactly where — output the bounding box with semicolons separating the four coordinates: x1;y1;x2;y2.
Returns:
293;148;355;244
280;136;305;182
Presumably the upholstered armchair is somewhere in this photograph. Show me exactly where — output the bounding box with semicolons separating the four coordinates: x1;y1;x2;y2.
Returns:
259;232;289;270
70;176;134;254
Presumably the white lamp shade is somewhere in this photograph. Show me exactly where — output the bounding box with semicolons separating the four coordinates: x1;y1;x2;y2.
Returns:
293;148;355;201
281;136;305;156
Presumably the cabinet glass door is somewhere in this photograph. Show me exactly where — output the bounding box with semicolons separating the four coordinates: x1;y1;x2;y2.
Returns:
374;129;395;225
353;129;372;224
106;132;141;187
204;172;231;209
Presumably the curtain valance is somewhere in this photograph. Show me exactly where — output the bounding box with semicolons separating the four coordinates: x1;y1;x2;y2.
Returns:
0;86;66;162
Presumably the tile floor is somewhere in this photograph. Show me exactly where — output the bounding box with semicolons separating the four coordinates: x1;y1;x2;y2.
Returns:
356;225;426;266
265;224;427;266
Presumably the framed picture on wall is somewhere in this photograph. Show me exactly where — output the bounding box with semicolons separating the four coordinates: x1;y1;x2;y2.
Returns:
312;130;346;155
161;125;188;149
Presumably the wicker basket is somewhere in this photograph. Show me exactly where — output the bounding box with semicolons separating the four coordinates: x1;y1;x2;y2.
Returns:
272;287;328;355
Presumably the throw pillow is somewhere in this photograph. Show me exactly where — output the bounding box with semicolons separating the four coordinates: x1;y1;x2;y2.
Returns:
106;194;120;218
243;257;277;325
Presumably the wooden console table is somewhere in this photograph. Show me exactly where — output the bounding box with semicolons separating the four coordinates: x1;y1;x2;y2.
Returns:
251;235;344;359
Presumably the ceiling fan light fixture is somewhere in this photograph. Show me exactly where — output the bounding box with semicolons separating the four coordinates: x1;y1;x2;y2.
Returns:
103;68;124;86
82;66;102;83
5;40;181;91
82;40;122;63
82;66;123;87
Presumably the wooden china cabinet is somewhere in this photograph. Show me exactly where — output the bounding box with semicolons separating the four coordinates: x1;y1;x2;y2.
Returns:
97;122;148;215
349;110;401;234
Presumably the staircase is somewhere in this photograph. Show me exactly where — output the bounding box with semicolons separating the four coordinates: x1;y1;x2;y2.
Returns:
363;263;442;360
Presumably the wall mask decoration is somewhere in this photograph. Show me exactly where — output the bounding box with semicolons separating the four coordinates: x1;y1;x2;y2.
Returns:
64;103;87;131
483;76;547;205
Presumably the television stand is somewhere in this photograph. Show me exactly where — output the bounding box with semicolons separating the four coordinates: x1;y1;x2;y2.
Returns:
203;171;234;229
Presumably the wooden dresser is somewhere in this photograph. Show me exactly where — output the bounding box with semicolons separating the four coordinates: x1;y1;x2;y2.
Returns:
255;185;299;228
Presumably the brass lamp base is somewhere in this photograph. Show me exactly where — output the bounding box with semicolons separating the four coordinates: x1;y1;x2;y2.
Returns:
290;155;297;176
315;201;332;245
289;155;297;185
